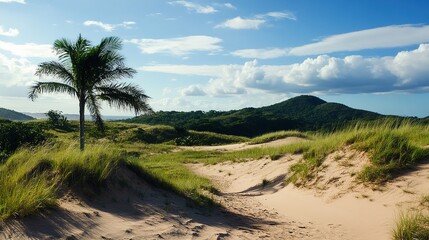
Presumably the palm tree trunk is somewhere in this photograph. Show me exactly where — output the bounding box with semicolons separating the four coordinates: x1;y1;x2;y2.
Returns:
79;99;85;151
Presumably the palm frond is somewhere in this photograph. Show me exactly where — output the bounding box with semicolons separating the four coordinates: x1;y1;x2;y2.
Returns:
96;82;152;115
98;36;122;53
86;93;105;132
96;67;137;85
28;82;77;101
35;61;74;85
53;38;74;62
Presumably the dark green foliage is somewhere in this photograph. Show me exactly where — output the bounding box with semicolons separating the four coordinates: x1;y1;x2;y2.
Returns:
46;110;71;130
124;125;246;145
0;121;46;160
127;95;383;137
0;108;34;121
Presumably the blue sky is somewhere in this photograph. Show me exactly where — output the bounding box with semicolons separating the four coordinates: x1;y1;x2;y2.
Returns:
1;0;429;117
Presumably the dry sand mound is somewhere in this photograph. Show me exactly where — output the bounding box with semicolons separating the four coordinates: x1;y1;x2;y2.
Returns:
189;144;429;240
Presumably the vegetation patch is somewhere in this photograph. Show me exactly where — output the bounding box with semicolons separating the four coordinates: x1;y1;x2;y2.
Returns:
287;120;429;185
0;142;125;220
0;120;46;161
392;212;429;240
248;130;309;145
127;157;215;206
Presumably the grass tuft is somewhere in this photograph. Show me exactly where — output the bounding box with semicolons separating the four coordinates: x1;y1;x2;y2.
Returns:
249;131;309;145
392;211;429;240
0;142;125;220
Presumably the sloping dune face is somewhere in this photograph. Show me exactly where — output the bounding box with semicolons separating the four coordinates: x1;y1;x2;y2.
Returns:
189;140;429;240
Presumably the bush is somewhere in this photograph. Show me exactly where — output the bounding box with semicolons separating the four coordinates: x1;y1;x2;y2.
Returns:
0;121;46;161
46;110;71;130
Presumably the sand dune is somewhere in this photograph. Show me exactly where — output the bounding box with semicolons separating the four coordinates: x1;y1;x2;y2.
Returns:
2;137;428;239
189;144;429;240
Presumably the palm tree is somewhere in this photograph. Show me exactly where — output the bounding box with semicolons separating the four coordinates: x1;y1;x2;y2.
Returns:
29;34;151;151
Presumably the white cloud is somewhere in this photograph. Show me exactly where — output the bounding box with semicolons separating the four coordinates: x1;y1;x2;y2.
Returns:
128;36;222;56
233;24;429;59
258;11;296;20
224;3;235;9
0;53;37;87
83;21;114;31
232;48;289;59
0;26;19;37
215;17;265;30
0;41;54;58
142;44;429;96
83;20;136;32
290;24;429;56
121;21;136;28
216;11;294;30
181;85;206;96
169;1;217;14
0;0;25;3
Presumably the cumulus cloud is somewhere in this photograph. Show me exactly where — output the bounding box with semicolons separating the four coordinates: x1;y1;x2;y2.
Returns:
128;36;222;56
215;17;265;30
83;20;136;32
0;0;25;3
0;41;54;58
181;85;206;96
0;53;37;87
0;26;19;37
142;44;429;96
169;1;217;14
290;24;429;56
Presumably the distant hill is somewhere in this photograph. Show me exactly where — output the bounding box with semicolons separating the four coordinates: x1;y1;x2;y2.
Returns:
0;108;35;121
125;95;385;137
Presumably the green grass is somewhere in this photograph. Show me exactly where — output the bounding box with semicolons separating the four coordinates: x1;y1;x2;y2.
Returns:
0;142;125;219
287;120;429;184
249;130;309;145
127;157;215;206
392;212;429;240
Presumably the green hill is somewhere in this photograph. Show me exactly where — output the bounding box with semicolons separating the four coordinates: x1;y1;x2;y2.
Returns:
125;95;384;137
0;108;35;121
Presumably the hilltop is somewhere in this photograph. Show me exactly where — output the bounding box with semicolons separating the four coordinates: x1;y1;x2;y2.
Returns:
0;108;35;121
126;95;383;137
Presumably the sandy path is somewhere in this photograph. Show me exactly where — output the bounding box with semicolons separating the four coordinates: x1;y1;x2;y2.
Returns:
180;137;306;152
189;147;429;240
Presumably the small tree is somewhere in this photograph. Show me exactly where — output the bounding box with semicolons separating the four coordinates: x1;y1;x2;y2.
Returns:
46;110;70;130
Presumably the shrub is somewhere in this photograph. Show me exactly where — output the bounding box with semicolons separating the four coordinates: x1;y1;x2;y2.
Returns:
0;121;46;161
